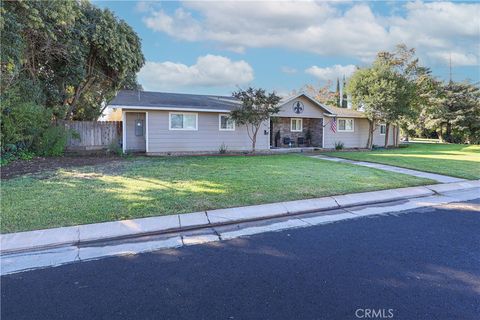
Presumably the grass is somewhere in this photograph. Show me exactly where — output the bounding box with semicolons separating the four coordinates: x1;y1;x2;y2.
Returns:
326;143;480;180
1;154;434;233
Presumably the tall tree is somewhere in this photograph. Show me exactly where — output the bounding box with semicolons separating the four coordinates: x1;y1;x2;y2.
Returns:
1;0;144;120
336;78;341;107
341;75;348;108
377;44;433;146
347;60;412;148
230;88;281;152
426;81;480;144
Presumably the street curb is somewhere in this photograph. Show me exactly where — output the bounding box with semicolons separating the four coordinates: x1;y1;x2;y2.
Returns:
1;180;479;255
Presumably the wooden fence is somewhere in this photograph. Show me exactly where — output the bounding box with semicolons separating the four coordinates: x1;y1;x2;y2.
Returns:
60;121;122;151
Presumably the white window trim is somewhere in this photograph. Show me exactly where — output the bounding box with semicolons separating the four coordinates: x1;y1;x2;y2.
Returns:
379;123;386;135
169;112;198;131
337;118;354;132
219;114;235;131
291;118;303;132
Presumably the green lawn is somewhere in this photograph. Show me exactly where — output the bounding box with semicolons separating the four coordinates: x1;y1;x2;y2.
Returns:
326;143;480;180
1;154;434;233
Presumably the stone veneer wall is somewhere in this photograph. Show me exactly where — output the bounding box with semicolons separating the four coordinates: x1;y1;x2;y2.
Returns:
272;117;323;147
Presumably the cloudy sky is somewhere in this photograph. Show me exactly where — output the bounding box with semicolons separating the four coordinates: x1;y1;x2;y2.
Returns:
96;1;479;96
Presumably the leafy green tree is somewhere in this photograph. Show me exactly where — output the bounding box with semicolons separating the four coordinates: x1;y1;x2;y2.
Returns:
347;60;411;148
1;0;144;120
230;88;281;152
432;81;480;143
376;44;432;146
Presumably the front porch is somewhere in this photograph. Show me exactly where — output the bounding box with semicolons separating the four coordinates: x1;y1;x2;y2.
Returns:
270;117;323;148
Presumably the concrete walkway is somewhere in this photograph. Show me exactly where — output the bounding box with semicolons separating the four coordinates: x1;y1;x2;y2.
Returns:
311;155;465;183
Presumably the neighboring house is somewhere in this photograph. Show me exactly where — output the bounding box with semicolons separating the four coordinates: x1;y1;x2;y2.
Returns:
108;90;396;154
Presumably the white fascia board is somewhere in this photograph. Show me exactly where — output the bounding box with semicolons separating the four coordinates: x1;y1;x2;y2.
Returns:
109;105;231;113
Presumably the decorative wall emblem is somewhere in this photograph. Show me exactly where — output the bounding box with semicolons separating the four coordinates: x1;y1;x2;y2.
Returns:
293;101;304;114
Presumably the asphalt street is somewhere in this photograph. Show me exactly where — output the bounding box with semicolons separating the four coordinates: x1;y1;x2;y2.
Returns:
2;199;479;320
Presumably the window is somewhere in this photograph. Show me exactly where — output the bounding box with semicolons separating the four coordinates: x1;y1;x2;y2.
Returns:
169;112;198;130
337;118;354;132
291;118;303;132
219;114;235;131
135;119;144;136
380;124;386;135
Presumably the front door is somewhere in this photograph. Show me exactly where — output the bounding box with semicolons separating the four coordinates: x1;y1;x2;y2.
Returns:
126;112;146;152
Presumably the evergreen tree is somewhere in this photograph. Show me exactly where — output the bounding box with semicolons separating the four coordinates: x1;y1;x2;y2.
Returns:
336;78;341;107
342;75;348;108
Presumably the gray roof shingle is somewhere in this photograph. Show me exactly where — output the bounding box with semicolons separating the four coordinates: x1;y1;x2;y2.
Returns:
109;90;240;111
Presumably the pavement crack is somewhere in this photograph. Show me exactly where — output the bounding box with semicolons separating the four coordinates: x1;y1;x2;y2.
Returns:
205;211;212;224
75;228;81;261
332;197;342;209
211;227;223;241
298;218;314;226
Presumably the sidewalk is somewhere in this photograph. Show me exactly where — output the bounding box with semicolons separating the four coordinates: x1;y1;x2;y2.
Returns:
2;180;478;255
311;155;465;183
1;180;478;275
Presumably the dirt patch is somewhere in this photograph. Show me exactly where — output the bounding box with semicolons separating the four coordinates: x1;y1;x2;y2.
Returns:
1;156;124;180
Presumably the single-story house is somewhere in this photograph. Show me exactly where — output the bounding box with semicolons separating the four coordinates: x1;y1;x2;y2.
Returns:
107;90;397;154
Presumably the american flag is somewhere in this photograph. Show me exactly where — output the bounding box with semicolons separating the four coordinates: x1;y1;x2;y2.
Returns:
331;117;337;133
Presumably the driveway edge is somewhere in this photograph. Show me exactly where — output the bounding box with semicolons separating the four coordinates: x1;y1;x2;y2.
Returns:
2;180;479;255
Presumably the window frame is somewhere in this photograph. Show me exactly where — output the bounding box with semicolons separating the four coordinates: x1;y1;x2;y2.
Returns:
290;118;303;132
379;123;386;135
337;118;354;132
169;112;198;131
218;114;235;131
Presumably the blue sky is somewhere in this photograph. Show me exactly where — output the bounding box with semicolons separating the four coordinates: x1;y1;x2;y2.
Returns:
96;1;479;96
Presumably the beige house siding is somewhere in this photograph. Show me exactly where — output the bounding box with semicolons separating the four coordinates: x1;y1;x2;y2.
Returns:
277;96;326;119
323;118;395;148
125;112;146;152
126;109;269;153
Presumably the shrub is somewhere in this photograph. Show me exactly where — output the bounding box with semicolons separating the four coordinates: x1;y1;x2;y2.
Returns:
0;152;16;166
107;140;123;156
334;141;344;150
219;143;228;154
33;126;70;156
1;101;52;149
17;150;35;160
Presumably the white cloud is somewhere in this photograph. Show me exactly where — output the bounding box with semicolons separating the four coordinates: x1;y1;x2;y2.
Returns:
135;1;162;13
135;1;150;13
427;51;478;67
142;1;480;66
281;66;297;74
137;55;254;91
305;64;356;81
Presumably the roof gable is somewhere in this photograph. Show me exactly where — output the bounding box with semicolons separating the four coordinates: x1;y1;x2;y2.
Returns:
278;93;335;115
